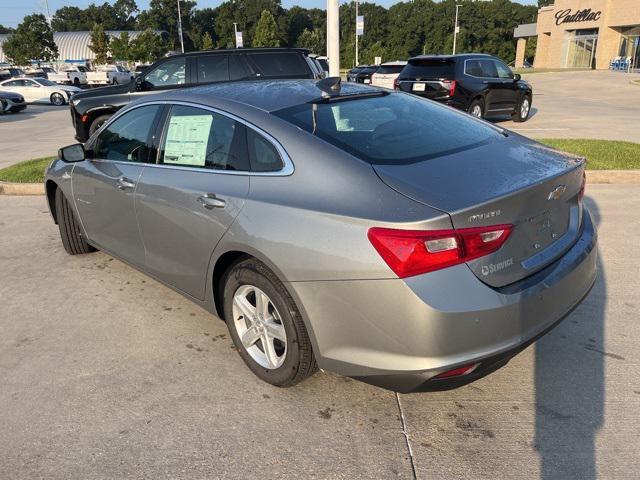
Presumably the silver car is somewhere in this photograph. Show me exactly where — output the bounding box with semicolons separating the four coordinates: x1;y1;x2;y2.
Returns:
45;79;597;393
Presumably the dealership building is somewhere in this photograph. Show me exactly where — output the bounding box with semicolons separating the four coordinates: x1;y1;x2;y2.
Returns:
514;0;640;70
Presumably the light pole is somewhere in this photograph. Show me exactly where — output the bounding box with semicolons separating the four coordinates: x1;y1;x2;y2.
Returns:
177;0;185;53
355;0;359;67
452;4;462;55
327;0;340;77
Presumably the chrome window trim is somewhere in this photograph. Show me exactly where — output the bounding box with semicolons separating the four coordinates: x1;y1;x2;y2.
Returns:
88;100;294;177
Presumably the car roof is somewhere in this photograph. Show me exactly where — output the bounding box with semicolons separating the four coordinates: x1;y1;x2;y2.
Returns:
149;79;379;113
408;53;493;61
169;47;311;59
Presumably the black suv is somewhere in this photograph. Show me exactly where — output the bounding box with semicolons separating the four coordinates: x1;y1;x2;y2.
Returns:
396;54;532;122
70;48;323;142
354;65;379;84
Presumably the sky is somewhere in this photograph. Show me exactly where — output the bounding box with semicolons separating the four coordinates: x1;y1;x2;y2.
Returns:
0;0;538;28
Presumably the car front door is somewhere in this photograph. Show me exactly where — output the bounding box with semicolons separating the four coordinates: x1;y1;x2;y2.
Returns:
135;104;251;300
72;104;163;266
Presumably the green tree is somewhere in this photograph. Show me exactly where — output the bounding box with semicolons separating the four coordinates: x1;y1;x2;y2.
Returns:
201;32;214;50
88;23;110;65
295;28;324;55
2;14;58;66
254;10;280;47
136;0;196;51
110;32;132;62
130;29;168;63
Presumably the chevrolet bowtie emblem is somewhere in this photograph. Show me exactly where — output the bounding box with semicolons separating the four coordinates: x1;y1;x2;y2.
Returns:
547;185;566;201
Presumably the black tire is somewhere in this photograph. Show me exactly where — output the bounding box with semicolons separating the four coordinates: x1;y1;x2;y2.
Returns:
55;188;96;255
50;93;65;106
468;98;484;119
88;114;112;137
223;258;316;387
512;94;532;123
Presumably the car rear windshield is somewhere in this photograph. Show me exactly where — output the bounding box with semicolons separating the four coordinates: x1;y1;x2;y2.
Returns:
273;92;500;165
402;59;455;79
377;65;405;74
247;52;313;78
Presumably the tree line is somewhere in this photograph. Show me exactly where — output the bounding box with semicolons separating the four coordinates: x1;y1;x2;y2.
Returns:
2;0;540;68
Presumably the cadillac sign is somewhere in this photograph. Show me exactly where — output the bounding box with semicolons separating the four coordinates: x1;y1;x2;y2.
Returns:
555;8;602;26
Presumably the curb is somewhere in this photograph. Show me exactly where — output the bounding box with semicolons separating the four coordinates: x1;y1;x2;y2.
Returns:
1;170;639;196
0;181;45;195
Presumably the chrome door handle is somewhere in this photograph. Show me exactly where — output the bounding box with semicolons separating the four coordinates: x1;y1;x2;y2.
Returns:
116;177;136;190
197;193;226;209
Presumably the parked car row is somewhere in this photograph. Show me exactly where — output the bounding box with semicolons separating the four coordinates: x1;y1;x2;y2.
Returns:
347;53;532;122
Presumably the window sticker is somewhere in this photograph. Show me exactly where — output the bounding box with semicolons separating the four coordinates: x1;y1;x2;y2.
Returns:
164;114;213;166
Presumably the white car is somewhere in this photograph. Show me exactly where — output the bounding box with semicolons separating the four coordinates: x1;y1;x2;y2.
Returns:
86;65;133;86
371;61;407;90
48;66;89;86
0;77;81;106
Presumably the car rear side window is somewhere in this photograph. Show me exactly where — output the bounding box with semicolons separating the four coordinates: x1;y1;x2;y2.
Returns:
247;52;312;78
197;55;230;83
402;59;455;79
159;105;249;171
93;105;161;163
464;59;484;77
246;128;283;172
274;93;500;165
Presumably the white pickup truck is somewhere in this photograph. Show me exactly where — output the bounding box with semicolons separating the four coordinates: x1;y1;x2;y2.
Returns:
48;66;89;86
86;65;134;86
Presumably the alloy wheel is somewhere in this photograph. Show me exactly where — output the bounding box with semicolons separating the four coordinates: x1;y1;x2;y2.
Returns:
521;98;530;119
232;285;287;369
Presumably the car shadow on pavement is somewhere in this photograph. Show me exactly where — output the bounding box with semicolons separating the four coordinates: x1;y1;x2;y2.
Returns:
534;196;604;480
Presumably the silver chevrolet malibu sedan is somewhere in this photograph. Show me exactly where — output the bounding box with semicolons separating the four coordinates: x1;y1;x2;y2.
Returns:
45;79;597;392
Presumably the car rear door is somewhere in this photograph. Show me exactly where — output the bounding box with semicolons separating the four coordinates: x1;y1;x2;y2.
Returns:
477;59;503;113
134;104;251;300
72;104;163;266
493;59;519;113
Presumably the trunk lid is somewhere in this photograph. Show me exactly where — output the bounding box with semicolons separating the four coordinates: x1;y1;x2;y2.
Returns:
373;135;585;287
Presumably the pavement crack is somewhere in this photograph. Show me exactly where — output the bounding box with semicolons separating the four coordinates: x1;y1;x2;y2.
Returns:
395;392;418;480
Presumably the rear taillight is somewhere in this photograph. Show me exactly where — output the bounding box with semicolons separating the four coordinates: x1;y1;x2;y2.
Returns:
393;78;399;90
433;363;479;380
442;79;456;96
368;224;513;278
578;170;586;202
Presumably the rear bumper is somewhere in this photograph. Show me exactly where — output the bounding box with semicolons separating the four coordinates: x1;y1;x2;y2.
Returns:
288;209;597;393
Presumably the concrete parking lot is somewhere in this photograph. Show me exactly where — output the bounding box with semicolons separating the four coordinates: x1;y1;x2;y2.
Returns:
1;185;639;479
1;70;639;169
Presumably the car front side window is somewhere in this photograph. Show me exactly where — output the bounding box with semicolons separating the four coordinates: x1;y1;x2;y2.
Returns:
159;105;249;171
144;58;186;88
93;105;162;163
495;61;514;79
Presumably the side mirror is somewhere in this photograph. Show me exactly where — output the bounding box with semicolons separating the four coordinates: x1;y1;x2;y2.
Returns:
58;143;86;163
514;73;521;81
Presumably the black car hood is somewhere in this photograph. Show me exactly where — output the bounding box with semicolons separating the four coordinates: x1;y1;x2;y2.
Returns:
0;90;23;100
72;81;133;100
